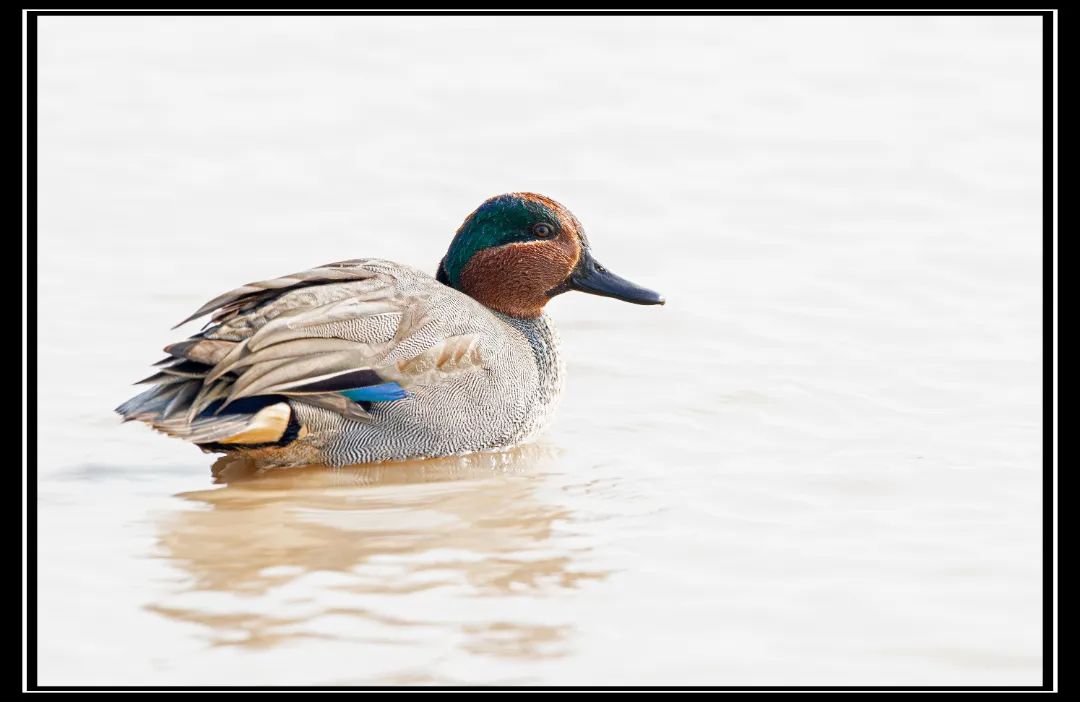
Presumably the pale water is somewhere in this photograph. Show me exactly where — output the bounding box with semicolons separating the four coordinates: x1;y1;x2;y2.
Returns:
35;15;1044;686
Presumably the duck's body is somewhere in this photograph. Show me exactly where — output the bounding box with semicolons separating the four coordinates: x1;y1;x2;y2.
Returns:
118;193;662;468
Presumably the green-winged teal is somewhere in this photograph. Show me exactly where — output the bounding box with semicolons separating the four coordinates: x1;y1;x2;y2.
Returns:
117;193;664;467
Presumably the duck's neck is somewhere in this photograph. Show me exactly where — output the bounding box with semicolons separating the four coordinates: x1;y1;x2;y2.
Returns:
495;311;562;377
437;257;549;320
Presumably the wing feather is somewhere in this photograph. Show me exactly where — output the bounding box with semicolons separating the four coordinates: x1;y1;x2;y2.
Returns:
223;350;376;404
125;259;490;430
173;260;379;328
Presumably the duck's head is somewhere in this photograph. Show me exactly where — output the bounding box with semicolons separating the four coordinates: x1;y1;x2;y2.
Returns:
436;193;664;318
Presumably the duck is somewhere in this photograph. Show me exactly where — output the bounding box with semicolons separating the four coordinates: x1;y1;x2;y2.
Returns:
116;192;664;467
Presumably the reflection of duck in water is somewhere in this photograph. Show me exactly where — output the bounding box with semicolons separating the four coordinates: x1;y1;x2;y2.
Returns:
118;193;663;469
147;444;608;668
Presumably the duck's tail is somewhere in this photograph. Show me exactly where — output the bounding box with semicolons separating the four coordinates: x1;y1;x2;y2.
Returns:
116;375;298;451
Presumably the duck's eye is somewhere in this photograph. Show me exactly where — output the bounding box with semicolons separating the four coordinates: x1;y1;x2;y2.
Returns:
532;223;555;238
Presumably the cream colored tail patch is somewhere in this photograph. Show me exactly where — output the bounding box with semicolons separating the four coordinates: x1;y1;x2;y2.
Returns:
218;403;292;445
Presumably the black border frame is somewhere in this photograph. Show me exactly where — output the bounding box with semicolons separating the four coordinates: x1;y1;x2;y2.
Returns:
21;8;1057;693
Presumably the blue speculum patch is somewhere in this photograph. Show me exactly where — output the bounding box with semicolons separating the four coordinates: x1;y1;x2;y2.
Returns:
341;382;408;403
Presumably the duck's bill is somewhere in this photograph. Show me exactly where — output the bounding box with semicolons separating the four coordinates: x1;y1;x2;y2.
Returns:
554;252;665;306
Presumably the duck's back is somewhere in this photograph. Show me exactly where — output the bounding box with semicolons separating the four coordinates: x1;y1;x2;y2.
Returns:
116;259;564;467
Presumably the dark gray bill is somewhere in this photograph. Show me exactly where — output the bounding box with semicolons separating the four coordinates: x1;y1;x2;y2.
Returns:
551;251;665;305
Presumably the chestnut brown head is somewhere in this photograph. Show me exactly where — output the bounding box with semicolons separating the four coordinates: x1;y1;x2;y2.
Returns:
436;193;664;318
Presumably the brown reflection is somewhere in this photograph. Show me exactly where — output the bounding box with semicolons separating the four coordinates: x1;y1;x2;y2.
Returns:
147;444;607;662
